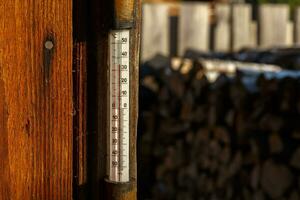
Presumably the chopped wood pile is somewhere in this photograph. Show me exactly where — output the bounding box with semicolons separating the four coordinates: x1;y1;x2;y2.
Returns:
138;55;300;200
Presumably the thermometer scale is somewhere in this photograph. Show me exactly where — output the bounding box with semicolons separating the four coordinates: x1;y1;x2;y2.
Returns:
108;29;130;183
104;0;139;198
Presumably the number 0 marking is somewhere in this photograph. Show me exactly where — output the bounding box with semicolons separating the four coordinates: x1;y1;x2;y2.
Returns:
109;30;130;183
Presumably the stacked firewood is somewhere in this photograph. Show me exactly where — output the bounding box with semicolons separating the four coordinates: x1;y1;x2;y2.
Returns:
138;55;300;200
184;47;300;70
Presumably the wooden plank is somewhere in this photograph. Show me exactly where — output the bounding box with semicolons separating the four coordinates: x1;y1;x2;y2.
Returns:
214;4;231;52
0;0;73;199
141;4;170;61
295;7;300;45
73;41;88;199
232;4;254;51
286;21;294;45
129;1;141;197
178;2;210;55
259;4;290;48
73;0;88;198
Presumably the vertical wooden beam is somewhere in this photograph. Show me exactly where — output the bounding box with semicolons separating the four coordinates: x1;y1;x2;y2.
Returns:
259;4;290;48
128;1;141;198
178;2;210;55
232;4;254;51
73;41;88;200
142;3;170;61
0;0;73;199
73;0;88;199
214;3;230;52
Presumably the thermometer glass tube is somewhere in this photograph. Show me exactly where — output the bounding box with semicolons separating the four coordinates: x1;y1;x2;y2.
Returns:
108;30;130;183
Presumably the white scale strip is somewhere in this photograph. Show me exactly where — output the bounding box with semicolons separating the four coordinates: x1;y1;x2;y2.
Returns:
108;30;130;183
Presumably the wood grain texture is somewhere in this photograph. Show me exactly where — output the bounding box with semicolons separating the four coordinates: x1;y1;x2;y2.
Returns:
129;0;141;189
73;0;88;198
105;181;137;200
0;0;73;199
178;2;210;55
114;0;135;27
73;42;87;200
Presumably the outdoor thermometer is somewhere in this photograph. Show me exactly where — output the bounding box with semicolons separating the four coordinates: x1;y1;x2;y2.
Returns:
107;0;134;183
108;30;130;183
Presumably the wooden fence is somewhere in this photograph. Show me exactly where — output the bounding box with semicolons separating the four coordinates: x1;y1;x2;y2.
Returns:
141;3;300;61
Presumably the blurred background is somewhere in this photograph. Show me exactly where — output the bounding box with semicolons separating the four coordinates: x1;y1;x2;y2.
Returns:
138;0;300;199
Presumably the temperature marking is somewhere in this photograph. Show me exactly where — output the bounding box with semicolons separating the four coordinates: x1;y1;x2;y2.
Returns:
108;29;130;183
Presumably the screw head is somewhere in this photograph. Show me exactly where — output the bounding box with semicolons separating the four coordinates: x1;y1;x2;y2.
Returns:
45;41;54;50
